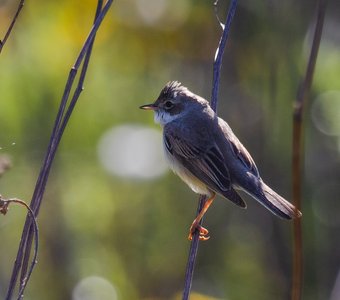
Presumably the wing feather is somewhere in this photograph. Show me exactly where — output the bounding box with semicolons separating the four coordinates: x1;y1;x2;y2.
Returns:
164;128;230;193
218;118;259;177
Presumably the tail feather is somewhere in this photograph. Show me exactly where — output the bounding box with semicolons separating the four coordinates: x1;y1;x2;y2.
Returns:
251;181;302;219
221;187;247;208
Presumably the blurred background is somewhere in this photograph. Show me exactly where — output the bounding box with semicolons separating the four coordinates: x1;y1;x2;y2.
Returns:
1;0;340;299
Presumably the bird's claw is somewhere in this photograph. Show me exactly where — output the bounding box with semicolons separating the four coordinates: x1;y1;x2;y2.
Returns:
188;223;210;241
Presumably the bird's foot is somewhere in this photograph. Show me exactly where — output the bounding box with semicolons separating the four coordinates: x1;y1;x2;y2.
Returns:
188;222;210;241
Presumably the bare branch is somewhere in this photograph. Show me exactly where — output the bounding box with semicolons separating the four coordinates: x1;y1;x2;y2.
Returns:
0;195;39;300
0;0;25;54
211;0;237;112
5;1;113;299
291;1;327;299
182;195;207;300
182;1;238;299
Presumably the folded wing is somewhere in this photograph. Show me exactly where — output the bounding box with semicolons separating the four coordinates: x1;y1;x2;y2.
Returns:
164;126;246;208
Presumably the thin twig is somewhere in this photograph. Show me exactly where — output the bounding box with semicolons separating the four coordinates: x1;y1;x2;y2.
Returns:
0;0;25;54
0;195;39;300
211;0;238;112
182;1;238;299
182;195;206;300
291;1;327;299
5;1;113;299
18;0;106;288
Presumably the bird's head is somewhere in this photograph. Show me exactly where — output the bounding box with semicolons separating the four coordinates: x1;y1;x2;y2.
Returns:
140;81;207;125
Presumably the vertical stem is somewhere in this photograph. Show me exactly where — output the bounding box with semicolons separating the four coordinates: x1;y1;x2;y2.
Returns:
182;195;206;300
292;115;303;300
291;0;327;299
182;1;238;299
211;0;238;112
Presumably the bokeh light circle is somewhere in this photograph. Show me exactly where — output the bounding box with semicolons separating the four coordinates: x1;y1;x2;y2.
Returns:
136;0;168;25
115;0;190;30
97;124;168;180
311;91;340;137
311;182;340;227
72;276;117;300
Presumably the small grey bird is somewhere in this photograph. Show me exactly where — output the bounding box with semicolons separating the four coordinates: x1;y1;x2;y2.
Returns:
140;81;302;240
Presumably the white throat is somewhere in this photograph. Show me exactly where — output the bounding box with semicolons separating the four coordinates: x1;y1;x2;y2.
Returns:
154;110;181;126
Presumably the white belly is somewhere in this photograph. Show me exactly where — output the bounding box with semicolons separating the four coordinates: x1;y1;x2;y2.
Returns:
163;142;211;196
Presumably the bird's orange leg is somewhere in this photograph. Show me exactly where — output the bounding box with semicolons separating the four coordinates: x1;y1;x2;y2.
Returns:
188;193;216;241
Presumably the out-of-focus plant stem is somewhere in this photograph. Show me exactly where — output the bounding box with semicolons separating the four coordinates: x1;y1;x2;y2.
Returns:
291;1;327;299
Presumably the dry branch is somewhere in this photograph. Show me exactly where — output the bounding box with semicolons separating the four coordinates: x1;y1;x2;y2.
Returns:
0;195;39;300
291;1;328;299
182;1;238;299
5;1;114;299
0;0;25;54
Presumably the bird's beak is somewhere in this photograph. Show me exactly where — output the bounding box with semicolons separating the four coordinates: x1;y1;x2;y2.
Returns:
139;103;157;110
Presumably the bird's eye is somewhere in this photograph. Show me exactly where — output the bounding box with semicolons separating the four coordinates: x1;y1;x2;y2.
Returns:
164;101;174;109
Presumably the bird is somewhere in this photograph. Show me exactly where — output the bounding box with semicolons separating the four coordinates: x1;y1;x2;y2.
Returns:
140;81;302;241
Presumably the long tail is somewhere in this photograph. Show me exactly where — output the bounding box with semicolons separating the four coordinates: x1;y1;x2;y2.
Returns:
249;180;302;220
